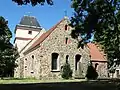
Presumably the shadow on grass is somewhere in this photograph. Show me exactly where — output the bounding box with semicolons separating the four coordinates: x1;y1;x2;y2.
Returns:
0;79;120;90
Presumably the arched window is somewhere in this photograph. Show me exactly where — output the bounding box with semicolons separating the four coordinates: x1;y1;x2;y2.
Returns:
32;55;34;59
66;55;69;63
51;53;59;70
95;63;99;70
31;55;34;72
65;25;67;30
65;37;68;44
75;54;81;70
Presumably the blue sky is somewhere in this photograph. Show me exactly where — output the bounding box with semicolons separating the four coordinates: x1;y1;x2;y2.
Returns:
0;0;73;43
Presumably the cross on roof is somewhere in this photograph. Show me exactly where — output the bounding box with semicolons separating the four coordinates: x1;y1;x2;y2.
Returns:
64;10;67;17
26;12;32;16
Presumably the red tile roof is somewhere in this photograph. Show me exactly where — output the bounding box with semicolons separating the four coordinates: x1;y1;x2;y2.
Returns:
87;43;107;62
25;18;65;53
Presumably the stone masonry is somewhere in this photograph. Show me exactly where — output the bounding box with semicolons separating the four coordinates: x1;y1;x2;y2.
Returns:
14;17;90;79
14;16;108;80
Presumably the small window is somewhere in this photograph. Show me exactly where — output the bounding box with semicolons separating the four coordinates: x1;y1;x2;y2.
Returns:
28;31;32;34
25;58;27;61
95;63;99;70
65;37;68;44
66;55;69;63
65;25;67;30
31;71;34;74
31;55;34;70
32;55;34;59
25;66;27;68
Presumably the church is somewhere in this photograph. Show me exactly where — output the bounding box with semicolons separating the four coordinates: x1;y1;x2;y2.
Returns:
14;15;108;79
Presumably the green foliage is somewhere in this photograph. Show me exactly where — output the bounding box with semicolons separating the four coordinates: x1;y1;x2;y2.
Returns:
12;0;53;6
0;16;18;78
61;63;73;79
71;0;120;66
86;64;98;80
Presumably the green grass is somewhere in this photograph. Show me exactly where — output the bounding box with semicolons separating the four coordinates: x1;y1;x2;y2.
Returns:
0;78;86;84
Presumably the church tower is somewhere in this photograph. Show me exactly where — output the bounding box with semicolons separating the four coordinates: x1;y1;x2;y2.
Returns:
14;15;43;52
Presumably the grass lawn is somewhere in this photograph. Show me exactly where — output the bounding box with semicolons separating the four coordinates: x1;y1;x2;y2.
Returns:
0;79;120;90
0;78;86;84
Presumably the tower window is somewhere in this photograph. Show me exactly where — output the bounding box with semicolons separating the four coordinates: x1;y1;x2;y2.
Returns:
65;37;68;44
65;25;67;30
28;31;32;34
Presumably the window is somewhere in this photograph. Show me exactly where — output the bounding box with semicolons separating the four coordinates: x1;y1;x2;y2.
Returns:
28;31;32;34
32;55;34;59
66;55;69;63
25;58;27;61
31;55;34;71
25;66;27;68
95;63;99;70
51;53;59;70
117;70;119;77
65;25;67;30
65;37;68;44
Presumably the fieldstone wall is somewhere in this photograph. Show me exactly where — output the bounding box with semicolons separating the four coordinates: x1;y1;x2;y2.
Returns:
15;18;90;80
92;61;108;78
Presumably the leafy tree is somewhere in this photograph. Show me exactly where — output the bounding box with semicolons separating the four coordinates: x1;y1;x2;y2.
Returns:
86;62;98;80
61;62;73;79
70;0;120;67
12;0;53;6
11;0;120;67
0;16;18;78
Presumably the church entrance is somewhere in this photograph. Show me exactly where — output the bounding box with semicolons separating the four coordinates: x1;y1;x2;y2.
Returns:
75;54;83;78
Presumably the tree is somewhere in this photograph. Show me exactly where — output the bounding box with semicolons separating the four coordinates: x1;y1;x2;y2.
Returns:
12;0;53;6
11;0;120;67
0;16;18;78
86;62;98;80
61;62;73;79
70;0;120;67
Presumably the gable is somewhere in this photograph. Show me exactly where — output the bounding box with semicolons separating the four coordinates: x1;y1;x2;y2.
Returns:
24;18;67;53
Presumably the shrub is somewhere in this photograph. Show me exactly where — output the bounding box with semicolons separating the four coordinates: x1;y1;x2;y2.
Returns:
86;65;98;80
61;63;73;79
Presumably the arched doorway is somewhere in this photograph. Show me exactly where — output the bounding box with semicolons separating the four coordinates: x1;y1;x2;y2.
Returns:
75;54;83;78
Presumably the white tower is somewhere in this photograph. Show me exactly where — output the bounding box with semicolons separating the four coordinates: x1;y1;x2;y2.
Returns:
14;15;43;52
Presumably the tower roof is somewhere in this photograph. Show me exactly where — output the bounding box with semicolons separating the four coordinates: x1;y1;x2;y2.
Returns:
19;15;40;27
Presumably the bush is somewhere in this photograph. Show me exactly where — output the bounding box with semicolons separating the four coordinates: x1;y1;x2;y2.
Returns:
86;65;98;80
61;63;73;79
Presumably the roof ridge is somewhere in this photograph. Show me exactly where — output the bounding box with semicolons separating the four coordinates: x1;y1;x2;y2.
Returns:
23;15;36;18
